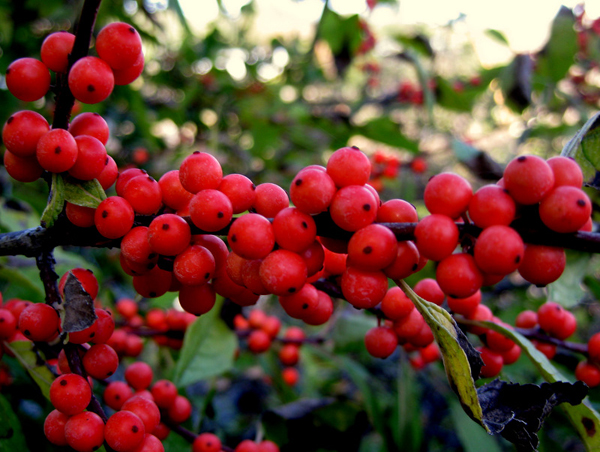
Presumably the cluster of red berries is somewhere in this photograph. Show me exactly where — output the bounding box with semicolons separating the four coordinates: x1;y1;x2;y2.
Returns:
234;310;306;386
368;150;428;191
2;22;143;185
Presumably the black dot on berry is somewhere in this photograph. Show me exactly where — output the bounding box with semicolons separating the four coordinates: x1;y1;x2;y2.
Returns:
55;146;62;154
517;156;527;162
301;221;308;229
60;379;67;386
288;287;296;293
412;263;418;271
132;426;139;433
351;145;360;150
149;253;157;259
6;116;13;124
205;272;210;279
87;84;95;92
231;234;237;242
515;255;521;264
295;179;303;186
577;199;586;207
251;184;256;190
217;212;224;218
5;68;10;74
193;150;200;154
363;246;372;254
24;329;30;336
0;319;4;323
363;204;371;211
302;303;309;309
149;291;157;297
105;157;109;164
449;294;459;299
128;26;136;33
147;263;155;270
107;371;113;377
89;332;95;338
162;223;170;230
101;210;109;218
115;395;121;400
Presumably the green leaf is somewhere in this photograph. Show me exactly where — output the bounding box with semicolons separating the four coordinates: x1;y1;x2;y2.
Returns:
561;111;600;184
0;394;28;451
395;34;434;57
397;280;487;431
172;298;237;388
0;265;45;302
547;252;590;309
40;173;65;228
3;340;54;400
475;320;600;452
356;117;420;153
62;175;107;208
485;29;509;46
535;6;578;84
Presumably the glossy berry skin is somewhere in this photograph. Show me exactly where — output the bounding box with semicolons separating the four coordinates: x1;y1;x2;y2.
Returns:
364;326;398;358
44;409;70;446
413;214;459;262
290;168;337;214
539;186;591;233
218;173;256;214
64;411;105;452
413;278;445;305
50;373;92;416
36;128;79;173
282;367;300;386
347;224;397;271
326;146;371;187
189;189;233;232
0;309;17;340
178;283;216;316
341;266;388;309
236;440;260;452
588;332;600;363
121;395;161;433
179;151;223;193
515;310;538;329
95;196;135;239
546;156;583;188
82;344;119;379
41;31;76;73
3;150;44;183
228;213;275;259
478;347;503;378
468;185;516;228
151;379;178;408
436;253;483;299
272;207;317;253
278;283;319;319
474;225;524;275
68;56;115;104
113;52;145;85
122;174;164;215
96;22;143;70
159;170;194;210
104;380;133;410
6;57;50;102
517;245;566;286
105;410;146;452
174;245;216;285
66;202;96;228
447;290;481;317
148;214;192;256
69;135;108;181
537;302;576;339
69;112;110;145
503;155;554;205
193;433;222;452
248;329;272;353
377;198;419;223
259;249;307;296
252;183;289;218
58;267;99;300
424;172;472;219
393;308;425;342
575;361;600;388
97;155;119;190
2;110;49;157
329;185;378;232
121;226;155;265
381;286;414;320
18;303;60;342
125;361;154;390
303;290;334;325
167;395;192;424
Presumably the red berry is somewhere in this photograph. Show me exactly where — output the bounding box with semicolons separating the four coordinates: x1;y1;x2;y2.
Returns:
424;172;472;219
125;361;154;391
66;202;96;228
341;266;388;309
329;185;378;231
41;31;76;73
272;207;317;253
159;170;194;210
69;112;110;145
174;245;215;286
468;185;516;228
178;282;216;316
18;303;60;342
2;110;49;157
218;173;256;214
503;155;554;205
193;433;222;452
179;151;223;193
474;225;524;275
326;146;371;187
347;224;397;271
6;57;50;102
290;168;336;214
95;196;135;239
148;213;192;256
259;250;307;296
64;411;105;452
517;245;565;286
122;395;161;434
151;379;178;408
96;22;143;70
3;150;44;182
113;52;145;85
282;367;300;386
539;186;591;233
381;286;414;320
478;347;503;378
44;409;70;446
50;373;92;416
575;361;600;388
104;380;134;410
228;213;275;259
189;189;233;232
68;56;115;104
376;198;419;223
166;395;192;424
413;214;459;262
36;128;79;173
122;174;163;215
364;326;398;358
436;253;483;299
105;410;146;452
69;135;108;181
252;183;289;218
547;156;583;188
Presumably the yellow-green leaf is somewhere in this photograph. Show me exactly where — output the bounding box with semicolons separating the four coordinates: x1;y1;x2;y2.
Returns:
63;175;107;208
397;280;487;431
3;340;54;400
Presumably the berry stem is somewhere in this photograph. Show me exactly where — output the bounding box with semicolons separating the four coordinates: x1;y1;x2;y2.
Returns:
52;0;102;130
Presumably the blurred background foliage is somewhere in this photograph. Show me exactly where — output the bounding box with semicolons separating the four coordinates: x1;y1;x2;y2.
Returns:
2;0;600;451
